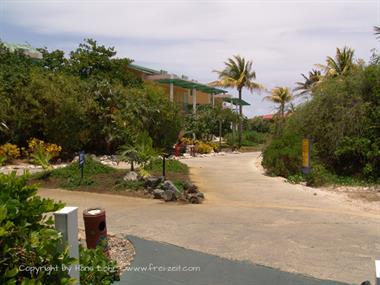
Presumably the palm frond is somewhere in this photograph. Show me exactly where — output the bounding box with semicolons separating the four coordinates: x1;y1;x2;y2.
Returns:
374;26;380;40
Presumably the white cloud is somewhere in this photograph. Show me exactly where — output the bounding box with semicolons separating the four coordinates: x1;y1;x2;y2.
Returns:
2;0;379;116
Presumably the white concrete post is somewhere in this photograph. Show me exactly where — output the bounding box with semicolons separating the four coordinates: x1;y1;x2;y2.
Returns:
55;207;80;284
376;260;380;285
192;88;197;114
169;74;174;102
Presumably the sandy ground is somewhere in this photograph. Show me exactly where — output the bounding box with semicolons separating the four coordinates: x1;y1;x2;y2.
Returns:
38;152;380;284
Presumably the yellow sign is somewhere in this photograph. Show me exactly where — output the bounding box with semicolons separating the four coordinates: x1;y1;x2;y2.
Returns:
302;138;310;168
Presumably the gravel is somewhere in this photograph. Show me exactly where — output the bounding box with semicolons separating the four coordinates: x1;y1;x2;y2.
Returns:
79;229;135;273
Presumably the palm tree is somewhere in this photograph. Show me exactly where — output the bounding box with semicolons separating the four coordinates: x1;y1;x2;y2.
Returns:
294;69;322;95
265;87;293;118
375;26;380;40
316;47;354;77
118;132;157;171
212;55;262;147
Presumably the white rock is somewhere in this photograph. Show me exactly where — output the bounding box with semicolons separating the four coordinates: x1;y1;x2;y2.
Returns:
123;171;138;181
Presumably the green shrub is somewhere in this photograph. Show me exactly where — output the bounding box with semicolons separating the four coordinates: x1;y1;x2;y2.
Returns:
305;164;332;187
226;130;268;147
0;173;120;284
80;244;119;285
248;117;272;133
61;176;95;189
195;142;213;154
262;62;380;184
262;132;302;178
287;173;305;184
30;144;54;169
0;173;76;285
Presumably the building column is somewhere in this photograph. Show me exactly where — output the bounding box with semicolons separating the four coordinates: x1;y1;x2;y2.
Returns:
169;82;174;102
212;93;215;107
192;88;197;114
169;74;174;102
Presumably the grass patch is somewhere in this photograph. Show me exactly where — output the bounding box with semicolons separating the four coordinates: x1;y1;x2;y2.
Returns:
145;158;189;174
287;169;379;188
30;156;192;198
112;179;145;192
50;156;116;179
30;156;117;189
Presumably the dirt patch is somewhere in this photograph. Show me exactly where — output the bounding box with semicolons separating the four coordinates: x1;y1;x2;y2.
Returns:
322;185;380;203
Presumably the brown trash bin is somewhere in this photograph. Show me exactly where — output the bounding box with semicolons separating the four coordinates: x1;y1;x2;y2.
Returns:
83;207;108;251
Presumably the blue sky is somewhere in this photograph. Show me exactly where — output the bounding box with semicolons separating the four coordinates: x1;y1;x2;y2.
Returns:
1;0;379;117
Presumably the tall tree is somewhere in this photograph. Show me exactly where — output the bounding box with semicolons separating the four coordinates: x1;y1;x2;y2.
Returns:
265;87;293;118
316;47;355;77
294;69;322;95
212;55;262;147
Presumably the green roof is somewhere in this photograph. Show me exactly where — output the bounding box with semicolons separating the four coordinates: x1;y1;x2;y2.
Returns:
222;97;250;106
157;78;226;94
128;63;161;75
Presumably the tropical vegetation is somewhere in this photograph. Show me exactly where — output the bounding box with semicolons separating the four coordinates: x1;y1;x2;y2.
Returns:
262;44;380;186
212;55;262;147
0;173;118;285
0;39;182;157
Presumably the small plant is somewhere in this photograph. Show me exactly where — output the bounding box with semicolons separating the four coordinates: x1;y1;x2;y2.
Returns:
287;173;305;184
30;144;54;169
0;154;6;166
80;243;119;285
137;168;151;179
305;164;332;187
118;132;157;170
0;143;20;163
28;138;62;169
195;142;213;154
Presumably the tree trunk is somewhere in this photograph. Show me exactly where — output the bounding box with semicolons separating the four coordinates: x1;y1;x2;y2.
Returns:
219;120;222;149
238;88;243;148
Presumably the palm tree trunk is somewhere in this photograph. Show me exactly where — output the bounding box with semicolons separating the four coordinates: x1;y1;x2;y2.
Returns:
238;88;243;148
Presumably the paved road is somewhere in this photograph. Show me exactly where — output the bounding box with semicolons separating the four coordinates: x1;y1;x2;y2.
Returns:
116;236;348;285
38;152;380;284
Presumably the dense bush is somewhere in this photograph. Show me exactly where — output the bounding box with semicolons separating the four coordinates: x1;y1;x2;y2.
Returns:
80;244;119;285
262;59;380;184
185;105;238;141
0;173;119;284
0;173;75;284
0;39;182;156
247;117;272;133
262;131;302;177
226;130;268;147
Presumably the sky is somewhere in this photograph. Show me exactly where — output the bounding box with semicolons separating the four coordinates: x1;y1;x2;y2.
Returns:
0;0;379;117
